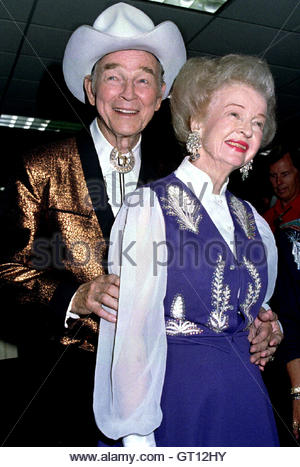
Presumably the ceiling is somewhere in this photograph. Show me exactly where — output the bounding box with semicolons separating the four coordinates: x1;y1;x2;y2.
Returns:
1;0;300;136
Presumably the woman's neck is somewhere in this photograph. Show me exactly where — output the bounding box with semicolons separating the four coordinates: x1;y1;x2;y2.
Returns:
191;157;231;195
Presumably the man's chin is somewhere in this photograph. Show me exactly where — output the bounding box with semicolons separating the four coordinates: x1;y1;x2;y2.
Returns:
276;191;288;200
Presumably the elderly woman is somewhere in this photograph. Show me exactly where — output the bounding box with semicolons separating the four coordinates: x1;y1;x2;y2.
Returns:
94;55;279;447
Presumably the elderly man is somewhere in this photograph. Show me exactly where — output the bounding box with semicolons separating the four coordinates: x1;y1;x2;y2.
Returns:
0;2;281;446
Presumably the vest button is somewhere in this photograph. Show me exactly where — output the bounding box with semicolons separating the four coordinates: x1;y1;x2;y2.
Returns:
230;265;235;270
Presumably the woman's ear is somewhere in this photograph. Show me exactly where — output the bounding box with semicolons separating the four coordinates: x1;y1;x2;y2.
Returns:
190;117;201;131
190;117;203;137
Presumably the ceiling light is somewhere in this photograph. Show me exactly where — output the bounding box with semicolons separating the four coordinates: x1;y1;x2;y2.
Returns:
0;114;82;133
144;0;229;13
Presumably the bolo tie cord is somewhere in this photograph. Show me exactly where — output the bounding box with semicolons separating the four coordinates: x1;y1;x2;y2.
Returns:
119;172;125;205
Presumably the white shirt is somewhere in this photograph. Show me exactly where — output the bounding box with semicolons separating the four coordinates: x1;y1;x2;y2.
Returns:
90;118;141;217
93;158;278;446
175;157;233;253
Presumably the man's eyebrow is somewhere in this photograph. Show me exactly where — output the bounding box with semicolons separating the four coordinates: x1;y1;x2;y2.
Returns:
102;63;120;70
141;66;155;76
102;63;155;75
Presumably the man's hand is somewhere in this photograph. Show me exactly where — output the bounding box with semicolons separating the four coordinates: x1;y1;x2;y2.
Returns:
71;274;120;323
248;307;283;371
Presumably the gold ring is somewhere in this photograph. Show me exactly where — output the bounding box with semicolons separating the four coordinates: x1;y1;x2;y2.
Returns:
293;421;299;429
269;356;275;362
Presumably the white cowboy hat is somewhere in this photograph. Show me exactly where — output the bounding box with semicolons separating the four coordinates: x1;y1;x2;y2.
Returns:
62;2;186;102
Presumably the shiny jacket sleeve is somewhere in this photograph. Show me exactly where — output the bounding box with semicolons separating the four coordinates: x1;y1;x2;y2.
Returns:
0;138;104;336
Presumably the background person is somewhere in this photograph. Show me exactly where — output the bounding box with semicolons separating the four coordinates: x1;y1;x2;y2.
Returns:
262;144;300;443
271;219;300;440
94;54;281;447
264;146;300;232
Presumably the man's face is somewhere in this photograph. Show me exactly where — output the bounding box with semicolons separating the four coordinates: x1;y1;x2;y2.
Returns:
269;153;300;205
84;50;165;151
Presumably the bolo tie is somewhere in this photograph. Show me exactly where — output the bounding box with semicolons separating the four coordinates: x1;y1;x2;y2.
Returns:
110;148;135;204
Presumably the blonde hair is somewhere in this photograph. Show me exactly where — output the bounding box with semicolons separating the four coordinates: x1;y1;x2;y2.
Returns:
171;54;276;148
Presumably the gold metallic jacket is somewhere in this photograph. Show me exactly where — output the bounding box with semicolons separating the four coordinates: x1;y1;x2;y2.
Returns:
0;130;176;352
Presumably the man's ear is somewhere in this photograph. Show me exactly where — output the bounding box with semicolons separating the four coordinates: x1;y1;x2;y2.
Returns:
84;76;96;106
155;83;166;111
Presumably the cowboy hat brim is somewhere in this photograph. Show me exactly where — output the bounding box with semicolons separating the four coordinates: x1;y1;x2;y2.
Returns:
63;20;186;102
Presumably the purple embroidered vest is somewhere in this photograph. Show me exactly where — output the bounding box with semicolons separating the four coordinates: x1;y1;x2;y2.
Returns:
150;173;268;337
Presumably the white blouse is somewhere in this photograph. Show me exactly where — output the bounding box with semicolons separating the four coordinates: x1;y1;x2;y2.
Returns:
93;157;277;446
